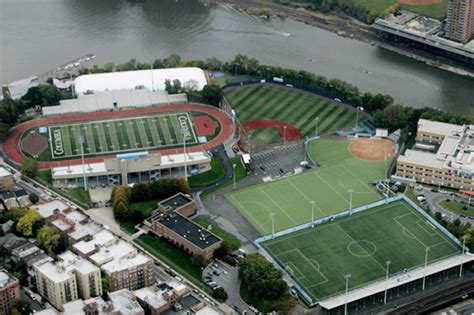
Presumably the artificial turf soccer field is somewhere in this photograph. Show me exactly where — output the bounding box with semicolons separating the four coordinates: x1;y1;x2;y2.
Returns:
226;138;388;234
224;84;363;144
43;112;198;159
261;199;461;302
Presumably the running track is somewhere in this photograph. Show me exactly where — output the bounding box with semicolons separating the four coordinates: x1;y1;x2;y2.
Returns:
3;104;234;169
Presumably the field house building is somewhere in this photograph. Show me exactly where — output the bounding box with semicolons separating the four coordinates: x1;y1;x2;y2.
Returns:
396;119;474;190
51;150;212;188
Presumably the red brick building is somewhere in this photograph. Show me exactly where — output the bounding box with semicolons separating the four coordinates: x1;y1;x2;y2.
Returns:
0;270;21;315
157;193;196;218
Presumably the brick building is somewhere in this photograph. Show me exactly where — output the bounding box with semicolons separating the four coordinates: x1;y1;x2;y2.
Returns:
157;193;196;217
445;0;474;42
0;270;21;315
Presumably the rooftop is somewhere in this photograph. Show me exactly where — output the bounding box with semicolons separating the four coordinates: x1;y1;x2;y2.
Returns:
418;119;463;136
195;305;222;315
31;200;70;219
59;251;100;275
0;167;12;177
157;212;221;249
160;193;193;210
133;286;168;309
108;289;144;315
0;270;17;289
102;252;152;273
90;239;136;266
63;299;85;314
73;230;116;256
398;149;445;168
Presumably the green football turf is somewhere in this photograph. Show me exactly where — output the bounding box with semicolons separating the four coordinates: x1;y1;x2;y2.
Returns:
261;199;461;302
224;85;361;141
226;138;389;234
39;112;198;160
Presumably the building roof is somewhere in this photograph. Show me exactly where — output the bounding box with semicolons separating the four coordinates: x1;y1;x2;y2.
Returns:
108;289;144;315
418;119;463;136
13;188;28;197
36;251;99;283
12;242;42;260
31;200;70;219
160;193;193;210
0;270;18;289
35;260;75;283
34;309;58;315
59;251;100;275
63;299;85;314
0;167;12;177
319;254;474;310
158;212;221;249
74;67;207;95
73;230;116;256
102;252;152;274
398;149;445;169
195;305;222;315
90;239;136;266
0;233;27;252
133;286;168;309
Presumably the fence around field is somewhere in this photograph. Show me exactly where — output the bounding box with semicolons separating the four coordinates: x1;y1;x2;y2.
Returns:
254;194;467;306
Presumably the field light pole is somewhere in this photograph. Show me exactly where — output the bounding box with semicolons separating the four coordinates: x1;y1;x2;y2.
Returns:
459;237;466;277
233;164;237;190
283;126;287;146
422;247;430;291
310;201;315;227
183;134;188;180
344;274;351;315
79;135;88;191
315;117;319;137
271;213;275;239
384;260;391;304
348;190;353;215
355;106;364;127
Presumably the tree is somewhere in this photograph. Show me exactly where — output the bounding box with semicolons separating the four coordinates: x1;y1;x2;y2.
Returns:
178;177;190;194
16;300;32;315
101;276;111;299
16;209;41;237
36;226;62;254
0;98;19;126
131;183;150;202
29;192;39;204
214;241;231;259
201;85;222;107
191;253;207;267
374;104;412;132
163;53;182;68
239;253;288;300
21;158;38;178
212;287;228;302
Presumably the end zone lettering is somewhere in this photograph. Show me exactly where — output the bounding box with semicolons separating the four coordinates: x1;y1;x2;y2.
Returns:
53;128;64;156
178;115;192;141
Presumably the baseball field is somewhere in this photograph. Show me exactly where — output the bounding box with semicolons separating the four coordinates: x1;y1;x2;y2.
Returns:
226;138;394;234
261;199;461;302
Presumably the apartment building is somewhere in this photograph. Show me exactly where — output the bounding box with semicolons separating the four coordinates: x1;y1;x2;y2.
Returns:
445;0;474;42
0;270;21;315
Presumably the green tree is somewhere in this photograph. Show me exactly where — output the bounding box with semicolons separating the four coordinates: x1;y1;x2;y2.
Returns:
178;177;190;194
101;276;111;299
212;287;228;302
36;226;62;254
0;98;19;126
16;300;32;315
374;104;412;132
16;209;41;237
201;85;222;106
29;192;39;204
190;253;207;267
239;253;288;300
21;158;38;177
163;53;182;68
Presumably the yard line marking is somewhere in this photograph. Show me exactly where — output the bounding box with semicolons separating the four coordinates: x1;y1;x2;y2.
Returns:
229;195;270;234
340;164;381;199
287;179;327;216
312;171;350;203
260;188;298;225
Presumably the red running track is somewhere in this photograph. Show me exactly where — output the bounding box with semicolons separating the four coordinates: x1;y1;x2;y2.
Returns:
3;104;234;169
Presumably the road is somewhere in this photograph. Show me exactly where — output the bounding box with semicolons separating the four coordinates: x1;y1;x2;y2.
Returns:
421;188;474;225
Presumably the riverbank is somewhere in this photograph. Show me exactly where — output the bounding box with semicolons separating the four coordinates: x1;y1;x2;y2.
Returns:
204;0;473;78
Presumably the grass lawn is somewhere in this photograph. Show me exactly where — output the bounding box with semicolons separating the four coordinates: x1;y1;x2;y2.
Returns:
67;188;91;206
224;84;362;143
194;218;241;251
261;199;461;302
36;169;52;184
440;199;474;217
227;138;387;234
201;156;248;197
120;199;160;234
240;282;295;313
188;157;225;187
135;234;211;293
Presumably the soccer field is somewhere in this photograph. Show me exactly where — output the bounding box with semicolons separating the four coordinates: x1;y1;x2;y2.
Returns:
261;199;461;302
226;138;387;234
46;112;197;159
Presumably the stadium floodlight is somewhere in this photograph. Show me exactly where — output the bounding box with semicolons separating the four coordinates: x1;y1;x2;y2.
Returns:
283;126;287;146
460;236;466;277
344;274;352;315
78;135;88;191
233;164;237;190
315;117;319;137
355;106;364;127
348;190;353;215
384;260;391;304
422;247;430;290
271;213;275;239
310;201;315;228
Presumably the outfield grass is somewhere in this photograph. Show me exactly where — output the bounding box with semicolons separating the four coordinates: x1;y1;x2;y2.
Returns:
440;199;474;217
261;199;460;302
188;157;225;187
226;138;387;234
225;85;362;144
194;218;241;250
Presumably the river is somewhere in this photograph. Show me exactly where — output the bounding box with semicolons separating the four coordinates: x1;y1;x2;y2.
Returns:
0;0;473;114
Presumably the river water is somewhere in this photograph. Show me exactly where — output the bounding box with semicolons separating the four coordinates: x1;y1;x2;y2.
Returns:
1;0;473;114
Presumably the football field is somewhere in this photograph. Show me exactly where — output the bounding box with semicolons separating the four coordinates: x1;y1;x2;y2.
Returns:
226;138;387;234
261;199;461;302
47;112;197;159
